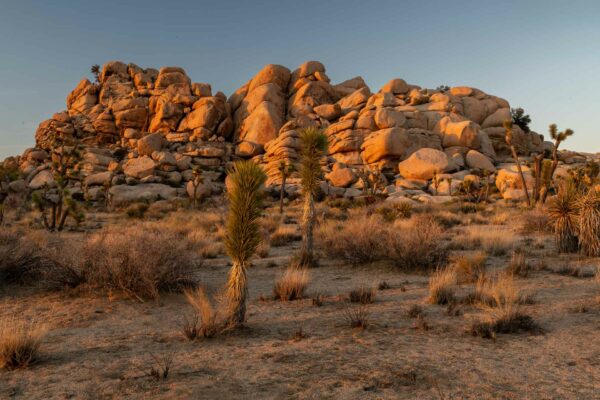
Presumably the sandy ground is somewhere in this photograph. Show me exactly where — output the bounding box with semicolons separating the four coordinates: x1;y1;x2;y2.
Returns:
1;209;600;399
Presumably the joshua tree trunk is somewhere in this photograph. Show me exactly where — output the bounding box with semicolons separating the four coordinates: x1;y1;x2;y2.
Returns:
225;261;248;326
299;193;315;267
533;153;543;204
509;145;531;207
279;174;286;214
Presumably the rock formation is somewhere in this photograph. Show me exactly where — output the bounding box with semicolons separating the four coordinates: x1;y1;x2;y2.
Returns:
4;59;580;207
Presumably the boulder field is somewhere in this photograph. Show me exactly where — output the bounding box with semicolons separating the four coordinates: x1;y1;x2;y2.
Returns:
3;60;591;206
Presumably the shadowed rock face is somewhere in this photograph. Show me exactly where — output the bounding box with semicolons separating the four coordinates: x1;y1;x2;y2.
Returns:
14;60;553;205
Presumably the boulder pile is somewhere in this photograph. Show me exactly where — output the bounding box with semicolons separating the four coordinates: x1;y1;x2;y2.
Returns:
2;60;588;207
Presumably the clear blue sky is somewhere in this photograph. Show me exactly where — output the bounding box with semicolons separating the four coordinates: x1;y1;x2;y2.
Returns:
1;0;599;158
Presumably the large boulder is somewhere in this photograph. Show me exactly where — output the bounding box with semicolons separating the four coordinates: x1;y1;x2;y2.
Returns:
360;128;441;164
398;148;455;180
465;150;495;171
495;165;534;196
435;117;481;149
123;156;155;179
109;183;177;206
326;167;357;188
137;133;163;156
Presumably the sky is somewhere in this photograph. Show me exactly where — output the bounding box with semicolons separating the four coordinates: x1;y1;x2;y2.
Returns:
0;0;599;158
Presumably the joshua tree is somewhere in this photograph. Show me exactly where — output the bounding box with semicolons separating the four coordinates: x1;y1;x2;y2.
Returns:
540;124;574;203
32;135;84;231
577;188;600;256
223;160;266;327
90;64;101;83
277;160;294;214
446;177;453;196
432;171;440;195
504;120;531;206
548;184;579;253
190;166;203;209
510;107;531;132
297;127;328;268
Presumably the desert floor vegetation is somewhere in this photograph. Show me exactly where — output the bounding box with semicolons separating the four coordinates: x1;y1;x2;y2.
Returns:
1;200;599;399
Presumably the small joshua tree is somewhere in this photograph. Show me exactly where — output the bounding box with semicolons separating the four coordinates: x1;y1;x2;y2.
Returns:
577;188;600;257
510;107;531;133
540;124;574;203
224;161;266;327
504;120;531;206
446;177;453;196
277;160;294;214
548;183;579;253
32;135;84;231
190;166;203;209
297;127;328;268
432;171;440;195
90;64;101;83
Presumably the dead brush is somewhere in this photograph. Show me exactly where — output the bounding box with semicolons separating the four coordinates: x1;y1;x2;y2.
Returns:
348;286;375;304
453;252;487;283
183;287;222;339
344;305;370;329
388;216;448;270
406;304;424;319
0;316;47;370
146;352;174;381
428;267;456;305
519;208;551;234
273;267;310;301
553;263;596;278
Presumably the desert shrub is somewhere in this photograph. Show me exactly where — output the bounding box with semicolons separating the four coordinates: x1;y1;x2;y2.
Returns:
316;214;388;265
146;353;174;381
453;226;516;256
125;202;149;219
183;287;221;339
428;267;456;305
378;281;391;290
577;189;600;256
406;304;424;318
453;251;487;284
270;224;301;247
256;241;270;258
553;263;595;278
428;210;462;228
0;316;46;370
387;216;448;270
348;286;375;304
520;208;551;234
273;267;310;301
373;202;413;222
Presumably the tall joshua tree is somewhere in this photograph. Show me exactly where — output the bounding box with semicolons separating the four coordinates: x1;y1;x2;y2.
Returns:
504;120;531;206
277;160;294;214
298;127;328;268
224;161;266;327
540;124;574;203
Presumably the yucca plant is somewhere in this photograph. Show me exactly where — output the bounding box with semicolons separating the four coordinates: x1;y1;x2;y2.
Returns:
297;127;328;268
277;161;295;214
548;184;579;253
540;124;574;203
577;188;600;257
224;160;266;327
504;120;531;206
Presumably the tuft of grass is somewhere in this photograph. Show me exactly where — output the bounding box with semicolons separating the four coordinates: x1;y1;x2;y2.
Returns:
183;287;221;339
507;250;531;277
388;216;449;270
312;293;324;307
453;252;487;283
273;267;310;301
344;305;370;329
0;316;47;370
125;202;149;219
428;267;456;305
348;286;375;304
377;281;391;290
519;208;551;234
553;263;596;279
406;304;424;319
453;226;516;256
147;353;174;381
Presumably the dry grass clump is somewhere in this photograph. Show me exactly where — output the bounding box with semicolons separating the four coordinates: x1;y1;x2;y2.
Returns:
270;224;301;247
273;267;310;301
0;316;47;370
553;263;596;279
506;250;531;277
406;304;424;318
428;267;456;305
453;252;487;283
182;287;222;339
453;226;516;256
470;274;539;338
344;305;370;329
388;216;448;270
348;286;375;304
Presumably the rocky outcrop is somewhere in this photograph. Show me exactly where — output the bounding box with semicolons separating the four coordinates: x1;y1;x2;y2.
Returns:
10;59;557;208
